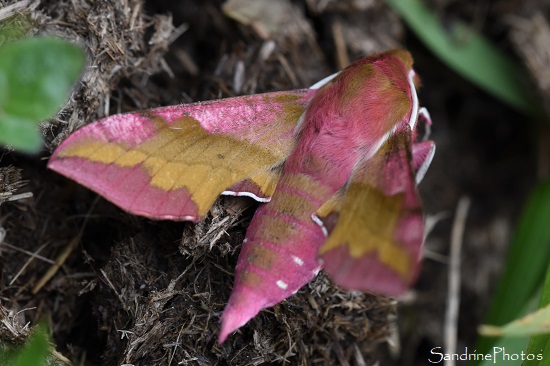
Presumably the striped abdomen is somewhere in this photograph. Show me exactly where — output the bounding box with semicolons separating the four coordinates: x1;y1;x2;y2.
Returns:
219;172;333;341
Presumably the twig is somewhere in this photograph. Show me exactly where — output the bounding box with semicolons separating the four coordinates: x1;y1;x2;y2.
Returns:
10;243;49;286
51;348;72;365
99;268;127;309
0;241;55;264
353;344;367;366
32;236;79;294
31;197;99;293
277;54;299;88
3;192;33;202
331;20;349;70
444;197;471;366
0;0;32;22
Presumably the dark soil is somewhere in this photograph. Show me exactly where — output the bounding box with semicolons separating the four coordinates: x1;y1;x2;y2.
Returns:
0;0;547;365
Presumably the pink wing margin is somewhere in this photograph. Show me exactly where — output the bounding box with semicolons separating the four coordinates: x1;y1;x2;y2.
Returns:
48;90;311;221
317;123;435;295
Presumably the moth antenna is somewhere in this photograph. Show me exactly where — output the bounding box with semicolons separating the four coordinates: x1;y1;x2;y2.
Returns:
407;69;419;130
418;107;432;140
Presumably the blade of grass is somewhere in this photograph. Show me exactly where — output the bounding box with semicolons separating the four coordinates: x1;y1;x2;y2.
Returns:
474;180;550;362
475;296;535;366
523;264;550;366
479;303;550;337
385;0;540;117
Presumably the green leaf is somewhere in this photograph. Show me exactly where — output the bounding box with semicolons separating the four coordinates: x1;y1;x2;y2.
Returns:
485;181;550;325
385;0;540;117
474;180;550;363
523;264;550;366
476;292;540;366
477;335;531;366
477;267;550;349
0;37;84;120
0;114;42;151
0;37;84;152
12;326;50;366
480;304;550;337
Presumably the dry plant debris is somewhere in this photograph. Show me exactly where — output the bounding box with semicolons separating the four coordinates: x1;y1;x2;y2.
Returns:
0;166;31;205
